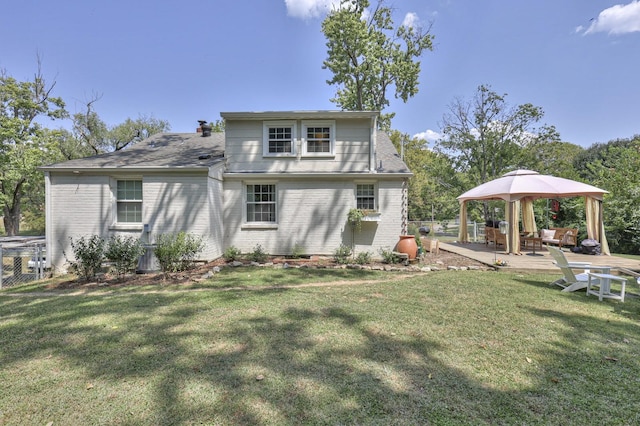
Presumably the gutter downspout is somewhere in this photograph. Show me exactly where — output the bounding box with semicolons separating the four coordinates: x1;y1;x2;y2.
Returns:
44;171;52;270
370;115;377;172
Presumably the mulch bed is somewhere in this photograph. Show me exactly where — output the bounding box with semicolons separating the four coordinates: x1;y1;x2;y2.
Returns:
44;250;490;291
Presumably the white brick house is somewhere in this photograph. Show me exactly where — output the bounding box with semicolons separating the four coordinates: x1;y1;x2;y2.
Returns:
41;111;412;272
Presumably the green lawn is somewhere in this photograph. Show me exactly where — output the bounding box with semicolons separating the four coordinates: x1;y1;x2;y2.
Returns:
1;268;640;425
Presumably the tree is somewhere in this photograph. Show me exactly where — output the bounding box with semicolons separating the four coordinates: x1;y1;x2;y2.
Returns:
574;136;640;254
436;85;558;219
519;140;583;180
72;96;170;154
389;131;460;221
0;63;67;235
209;119;225;133
322;0;434;130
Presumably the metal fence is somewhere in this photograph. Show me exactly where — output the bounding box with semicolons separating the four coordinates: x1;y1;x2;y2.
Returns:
0;244;47;289
408;220;485;242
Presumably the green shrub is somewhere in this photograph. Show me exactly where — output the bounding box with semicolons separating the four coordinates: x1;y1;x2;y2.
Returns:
333;244;352;264
248;244;269;263
379;247;400;264
291;242;306;259
154;232;204;273
354;251;372;265
223;246;242;262
105;235;145;279
347;208;364;232
69;235;106;281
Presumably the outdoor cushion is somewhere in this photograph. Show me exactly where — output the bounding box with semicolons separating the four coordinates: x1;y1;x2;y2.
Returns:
541;229;556;240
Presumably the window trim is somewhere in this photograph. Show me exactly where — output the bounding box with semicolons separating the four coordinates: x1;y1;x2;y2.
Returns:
301;120;336;157
242;181;278;229
111;178;143;228
263;121;297;157
355;182;377;212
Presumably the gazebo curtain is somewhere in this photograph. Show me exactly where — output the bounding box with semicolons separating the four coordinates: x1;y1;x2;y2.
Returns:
458;200;468;243
506;201;520;254
521;198;537;235
585;196;610;255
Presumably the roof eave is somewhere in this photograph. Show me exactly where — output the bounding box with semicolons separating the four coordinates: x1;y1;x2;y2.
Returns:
40;166;214;173
220;110;379;121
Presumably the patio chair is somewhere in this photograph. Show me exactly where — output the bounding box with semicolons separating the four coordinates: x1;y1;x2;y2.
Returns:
547;246;610;292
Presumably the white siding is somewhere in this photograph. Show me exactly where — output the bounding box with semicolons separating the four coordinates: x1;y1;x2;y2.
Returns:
47;170;224;272
143;173;221;260
223;177;404;257
47;174;114;272
225;119;372;173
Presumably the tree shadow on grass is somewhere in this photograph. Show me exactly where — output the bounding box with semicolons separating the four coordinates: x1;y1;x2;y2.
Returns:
2;280;640;424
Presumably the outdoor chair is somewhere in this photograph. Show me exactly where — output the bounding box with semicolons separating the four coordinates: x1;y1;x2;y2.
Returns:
547;246;611;292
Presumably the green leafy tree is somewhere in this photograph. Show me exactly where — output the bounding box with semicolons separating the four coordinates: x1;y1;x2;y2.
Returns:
574;136;640;253
210;119;225;133
389;131;459;221
436;84;558;219
519;140;583;180
0;63;67;235
322;0;434;130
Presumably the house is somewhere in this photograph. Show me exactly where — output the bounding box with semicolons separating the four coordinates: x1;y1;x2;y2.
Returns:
41;111;412;272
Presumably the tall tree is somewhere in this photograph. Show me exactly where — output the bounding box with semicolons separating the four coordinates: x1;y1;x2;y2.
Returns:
322;0;434;130
437;84;558;185
436;84;559;220
0;63;67;235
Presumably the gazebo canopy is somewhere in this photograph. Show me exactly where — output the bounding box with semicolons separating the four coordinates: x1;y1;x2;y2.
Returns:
457;170;608;202
457;170;610;255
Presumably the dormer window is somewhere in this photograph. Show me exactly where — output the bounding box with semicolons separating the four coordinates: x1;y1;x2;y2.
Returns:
263;121;296;156
302;120;335;156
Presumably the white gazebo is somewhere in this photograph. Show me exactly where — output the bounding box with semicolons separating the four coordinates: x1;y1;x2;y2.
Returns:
457;170;610;255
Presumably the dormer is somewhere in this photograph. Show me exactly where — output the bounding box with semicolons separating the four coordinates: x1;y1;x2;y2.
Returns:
220;111;379;174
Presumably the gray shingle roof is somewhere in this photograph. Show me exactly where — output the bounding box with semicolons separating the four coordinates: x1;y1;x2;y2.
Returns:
42;132;225;170
42;129;410;175
376;130;411;174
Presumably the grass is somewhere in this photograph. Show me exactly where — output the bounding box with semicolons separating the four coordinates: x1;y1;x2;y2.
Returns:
1;268;640;425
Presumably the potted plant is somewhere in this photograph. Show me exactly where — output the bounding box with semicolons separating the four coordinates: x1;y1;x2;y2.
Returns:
347;208;365;231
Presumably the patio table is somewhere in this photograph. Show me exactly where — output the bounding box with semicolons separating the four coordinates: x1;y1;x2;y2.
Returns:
587;272;627;302
523;236;542;254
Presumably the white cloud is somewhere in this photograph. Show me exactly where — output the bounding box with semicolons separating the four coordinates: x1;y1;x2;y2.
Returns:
582;0;640;35
284;0;341;19
413;129;441;143
402;12;419;28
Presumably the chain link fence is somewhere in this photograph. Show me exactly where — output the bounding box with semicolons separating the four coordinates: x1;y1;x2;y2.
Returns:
0;243;47;289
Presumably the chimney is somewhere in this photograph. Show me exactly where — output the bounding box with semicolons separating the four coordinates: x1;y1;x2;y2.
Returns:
198;120;212;137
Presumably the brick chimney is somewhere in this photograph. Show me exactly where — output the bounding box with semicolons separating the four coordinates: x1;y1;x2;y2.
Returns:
198;120;212;137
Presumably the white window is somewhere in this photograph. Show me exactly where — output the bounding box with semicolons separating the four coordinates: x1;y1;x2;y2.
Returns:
302;120;335;156
356;183;376;211
116;180;142;223
246;184;277;223
263;121;296;156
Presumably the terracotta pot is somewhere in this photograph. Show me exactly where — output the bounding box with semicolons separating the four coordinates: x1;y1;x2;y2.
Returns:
396;235;418;260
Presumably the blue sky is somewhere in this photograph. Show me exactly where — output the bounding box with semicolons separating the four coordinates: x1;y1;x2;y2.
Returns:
1;0;639;147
